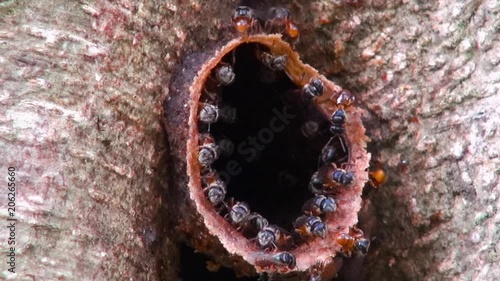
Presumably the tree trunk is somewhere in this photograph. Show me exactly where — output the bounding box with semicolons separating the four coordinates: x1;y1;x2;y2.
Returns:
0;0;498;281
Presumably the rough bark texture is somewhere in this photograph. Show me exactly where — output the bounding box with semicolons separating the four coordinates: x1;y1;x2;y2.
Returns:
0;1;498;281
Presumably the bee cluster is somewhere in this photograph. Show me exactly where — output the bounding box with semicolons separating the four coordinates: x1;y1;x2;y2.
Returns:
300;79;371;259
190;5;369;275
232;6;300;44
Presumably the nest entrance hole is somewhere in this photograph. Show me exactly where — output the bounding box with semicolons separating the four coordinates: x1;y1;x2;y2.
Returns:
202;43;348;232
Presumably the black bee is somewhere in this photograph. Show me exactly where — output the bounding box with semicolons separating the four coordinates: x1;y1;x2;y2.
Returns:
302;195;337;216
329;109;346;135
309;171;327;195
256;225;291;250
254;252;296;270
203;180;226;206
198;103;219;124
273;252;296;269
215;65;235;86
294;216;327;239
247;213;269;231
321;145;338;164
331;169;354;186
353;238;370;256
227;201;251;226
260;52;287;71
303;78;323;98
198;142;220;167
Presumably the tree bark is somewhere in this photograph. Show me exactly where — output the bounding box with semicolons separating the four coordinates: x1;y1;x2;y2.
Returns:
0;0;498;281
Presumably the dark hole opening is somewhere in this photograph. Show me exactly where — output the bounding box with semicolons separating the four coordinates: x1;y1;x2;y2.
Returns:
200;43;348;239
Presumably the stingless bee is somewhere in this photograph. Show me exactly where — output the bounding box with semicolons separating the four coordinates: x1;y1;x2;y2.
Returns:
198;103;219;124
336;227;370;257
309;170;327;195
303;77;324;98
256;225;292;250
198;104;237;126
239;212;269;238
231;6;259;35
266;7;299;42
331;168;354;186
253;251;296;270
215;65;235;86
368;161;386;188
302;195;337;216
198;134;220;167
334;89;355;108
226;200;251;227
247;212;269;231
294;215;327;239
353;238;370;255
201;172;227;207
329;109;346;135
309;165;354;194
321;145;338;164
273;252;296;269
258;51;287;71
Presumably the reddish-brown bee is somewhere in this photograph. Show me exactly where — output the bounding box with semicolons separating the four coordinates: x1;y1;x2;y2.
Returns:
369;161;386;188
231;6;258;35
369;168;386;188
285;21;299;41
294;215;327;239
336;227;370;257
266;7;300;41
334;89;355;108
